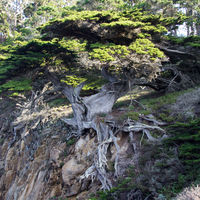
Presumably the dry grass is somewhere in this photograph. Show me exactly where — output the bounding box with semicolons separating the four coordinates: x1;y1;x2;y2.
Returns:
175;185;200;200
14;104;72;125
169;86;200;118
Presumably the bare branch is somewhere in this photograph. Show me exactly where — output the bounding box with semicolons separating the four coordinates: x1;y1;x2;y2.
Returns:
156;44;197;62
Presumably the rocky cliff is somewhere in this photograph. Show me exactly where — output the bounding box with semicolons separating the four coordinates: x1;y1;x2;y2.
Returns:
1;85;200;200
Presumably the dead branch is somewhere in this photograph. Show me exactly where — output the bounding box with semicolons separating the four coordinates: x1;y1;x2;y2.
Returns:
156;44;197;62
140;114;167;126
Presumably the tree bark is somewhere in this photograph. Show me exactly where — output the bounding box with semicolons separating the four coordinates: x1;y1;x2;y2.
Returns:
46;67;129;134
45;68;168;190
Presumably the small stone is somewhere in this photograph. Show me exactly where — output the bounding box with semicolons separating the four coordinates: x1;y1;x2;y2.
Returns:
62;158;85;185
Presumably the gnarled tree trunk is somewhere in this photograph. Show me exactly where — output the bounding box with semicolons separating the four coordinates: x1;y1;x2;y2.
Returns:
47;66;129;134
46;66;166;190
46;67;130;189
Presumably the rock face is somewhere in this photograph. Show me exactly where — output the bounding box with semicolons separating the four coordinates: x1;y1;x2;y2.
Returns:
0;102;139;200
0;90;189;200
0;116;182;200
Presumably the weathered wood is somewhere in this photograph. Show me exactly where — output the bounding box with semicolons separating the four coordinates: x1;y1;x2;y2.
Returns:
46;68;167;190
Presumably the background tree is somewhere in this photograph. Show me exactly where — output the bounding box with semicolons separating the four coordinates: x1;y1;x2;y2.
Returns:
126;0;200;36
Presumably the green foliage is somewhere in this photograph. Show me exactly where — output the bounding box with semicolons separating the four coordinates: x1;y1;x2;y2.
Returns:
59;10;116;21
59;38;87;52
37;6;55;15
101;20;145;27
168;35;200;48
89;39;164;62
61;74;105;91
0;138;4;145
158;112;175;122
129;39;165;58
61;75;87;87
0;78;32;94
66;138;76;146
90;43;130;61
121;111;140;121
0;38;76;84
160;13;188;26
140;88;193;111
141;24;167;33
48;196;68;200
75;0;128;11
94;177;134;200
160;119;200;197
40;9;170;39
61;138;77;158
137;33;151;38
167;119;200;165
159;175;188;199
48;98;69;108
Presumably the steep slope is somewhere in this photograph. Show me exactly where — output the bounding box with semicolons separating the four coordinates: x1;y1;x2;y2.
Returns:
1;82;200;200
0;9;200;200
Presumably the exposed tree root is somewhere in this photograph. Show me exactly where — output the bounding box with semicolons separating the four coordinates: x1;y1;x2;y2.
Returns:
63;114;167;191
46;66;167;190
8;82;167;192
